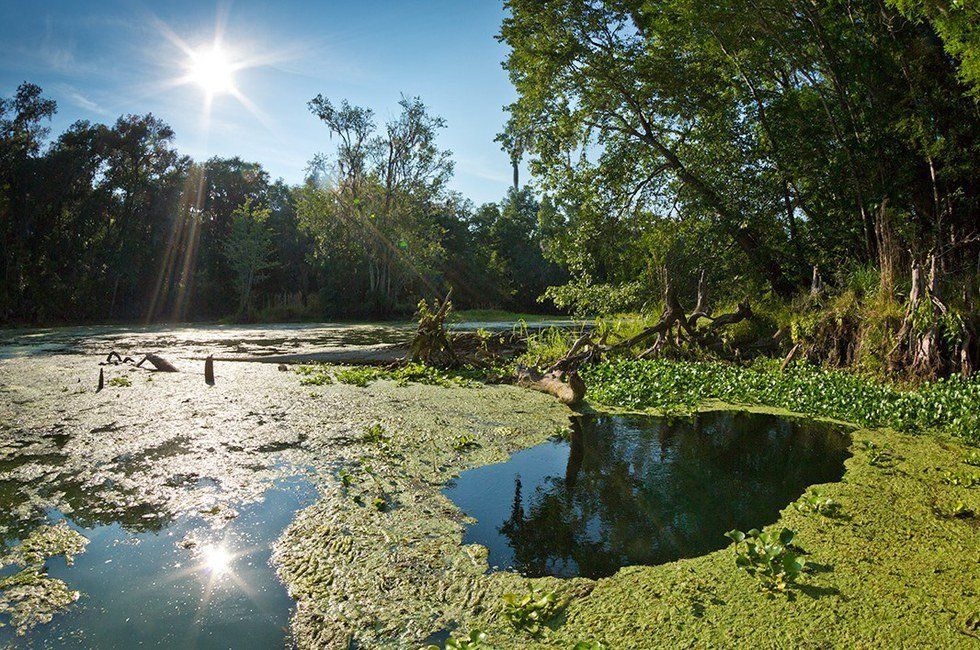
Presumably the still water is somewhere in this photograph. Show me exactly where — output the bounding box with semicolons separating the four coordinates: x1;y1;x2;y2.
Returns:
0;472;316;649
444;410;850;579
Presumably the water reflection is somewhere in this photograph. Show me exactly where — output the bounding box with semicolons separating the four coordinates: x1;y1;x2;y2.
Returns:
444;411;850;579
0;473;315;648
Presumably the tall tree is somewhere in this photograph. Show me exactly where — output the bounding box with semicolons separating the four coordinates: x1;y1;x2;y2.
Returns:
223;198;276;318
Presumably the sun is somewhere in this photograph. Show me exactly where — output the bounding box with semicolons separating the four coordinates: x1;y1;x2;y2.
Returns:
188;45;235;95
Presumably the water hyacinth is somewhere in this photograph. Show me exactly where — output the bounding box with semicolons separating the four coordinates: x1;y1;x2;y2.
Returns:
583;359;980;443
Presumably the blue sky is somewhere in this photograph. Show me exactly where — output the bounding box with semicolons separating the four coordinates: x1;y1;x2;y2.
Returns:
0;0;521;205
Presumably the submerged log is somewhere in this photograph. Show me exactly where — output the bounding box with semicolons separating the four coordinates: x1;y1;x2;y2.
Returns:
136;353;179;372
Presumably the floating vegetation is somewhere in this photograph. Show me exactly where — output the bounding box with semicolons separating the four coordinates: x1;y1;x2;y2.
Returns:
107;375;132;388
501;589;562;636
0;521;89;635
583;359;980;443
425;629;487;650
724;528;805;593
794;490;840;517
296;362;481;389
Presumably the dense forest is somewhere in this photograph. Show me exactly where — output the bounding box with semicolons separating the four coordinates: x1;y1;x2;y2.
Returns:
0;88;562;323
2;0;978;374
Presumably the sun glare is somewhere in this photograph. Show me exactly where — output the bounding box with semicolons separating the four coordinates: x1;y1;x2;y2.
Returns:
200;544;233;576
188;46;235;95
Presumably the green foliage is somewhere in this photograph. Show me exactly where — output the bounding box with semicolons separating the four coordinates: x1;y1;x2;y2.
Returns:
362;423;389;445
501;589;562;636
223;197;277;319
887;0;980;95
424;629;488;650
501;0;979;304
583;359;980;443
372;496;388;512
724;528;805;593
794;490;840;517
107;376;132;388
452;435;480;452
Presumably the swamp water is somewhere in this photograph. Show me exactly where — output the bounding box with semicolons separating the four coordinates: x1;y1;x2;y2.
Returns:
444;410;850;579
0;470;316;648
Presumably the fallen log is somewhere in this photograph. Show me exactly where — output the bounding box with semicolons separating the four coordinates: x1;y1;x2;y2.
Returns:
515;366;586;406
136;353;179;372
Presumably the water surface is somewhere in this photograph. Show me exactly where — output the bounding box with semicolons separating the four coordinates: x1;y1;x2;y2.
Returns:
1;472;315;649
444;411;849;579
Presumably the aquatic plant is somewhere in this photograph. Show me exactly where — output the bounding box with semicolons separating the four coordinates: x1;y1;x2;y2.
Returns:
501;589;562;635
424;628;487;649
941;470;980;488
794;491;840;517
337;468;353;487
724;528;805;593
452;435;480;451
572;641;608;650
583;359;980;443
296;365;333;385
363;423;389;444
933;499;975;519
297;362;480;389
335;367;379;387
860;440;898;468
107;375;132;387
0;522;89;635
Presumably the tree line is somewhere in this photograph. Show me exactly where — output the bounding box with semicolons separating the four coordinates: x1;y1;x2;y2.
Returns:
499;0;979;313
0;84;562;324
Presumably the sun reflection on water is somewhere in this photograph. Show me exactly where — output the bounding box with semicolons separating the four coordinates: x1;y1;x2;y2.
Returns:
200;544;233;577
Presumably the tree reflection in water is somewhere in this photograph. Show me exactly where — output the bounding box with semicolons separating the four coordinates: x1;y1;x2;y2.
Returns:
450;411;849;578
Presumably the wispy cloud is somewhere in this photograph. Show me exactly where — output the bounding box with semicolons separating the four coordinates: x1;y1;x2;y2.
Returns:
52;83;110;116
457;156;512;185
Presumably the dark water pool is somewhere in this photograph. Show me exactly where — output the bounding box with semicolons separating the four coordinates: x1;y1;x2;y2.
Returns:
444;411;850;579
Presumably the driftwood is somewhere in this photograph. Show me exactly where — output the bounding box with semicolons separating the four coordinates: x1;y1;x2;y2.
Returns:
136;353;179;372
515;366;586;406
102;350;178;372
205;355;215;385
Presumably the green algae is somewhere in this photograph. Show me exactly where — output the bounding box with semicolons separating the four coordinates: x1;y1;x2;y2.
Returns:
2;327;977;647
0;521;89;635
274;386;980;648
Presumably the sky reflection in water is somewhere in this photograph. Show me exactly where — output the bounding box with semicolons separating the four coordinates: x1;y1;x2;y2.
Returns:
0;473;315;648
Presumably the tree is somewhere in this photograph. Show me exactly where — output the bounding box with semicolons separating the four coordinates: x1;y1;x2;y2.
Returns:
500;0;979;303
223;198;277;319
299;95;453;316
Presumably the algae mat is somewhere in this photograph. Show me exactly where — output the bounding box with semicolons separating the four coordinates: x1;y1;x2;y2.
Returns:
1;338;979;647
